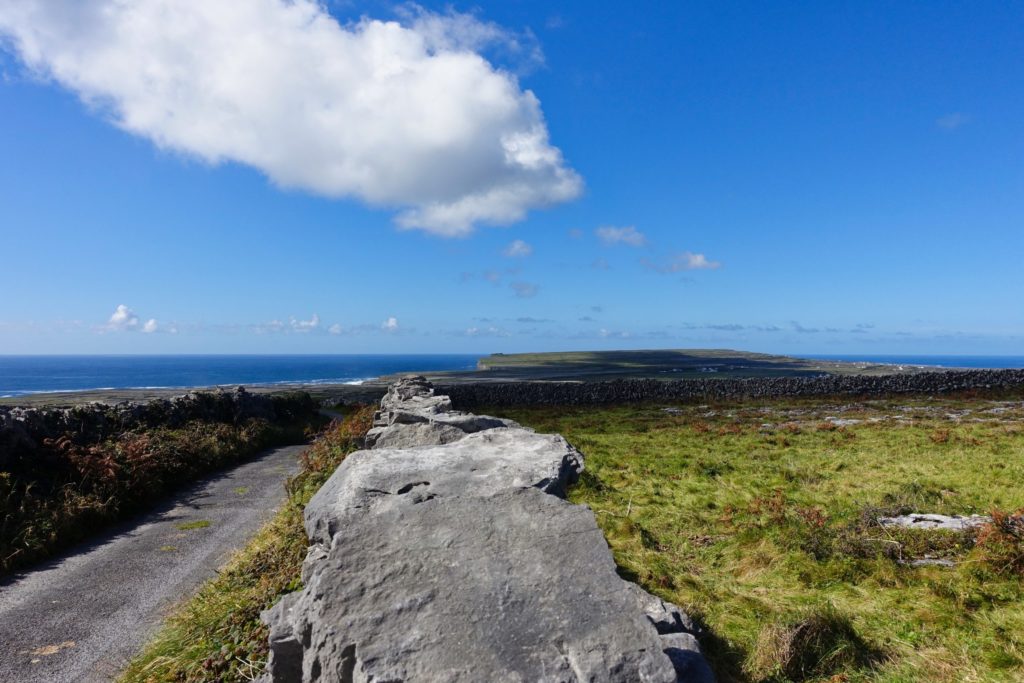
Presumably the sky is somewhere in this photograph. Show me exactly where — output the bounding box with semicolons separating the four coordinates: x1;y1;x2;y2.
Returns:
0;0;1021;355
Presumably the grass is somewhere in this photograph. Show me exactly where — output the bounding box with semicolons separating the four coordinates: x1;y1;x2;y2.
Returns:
491;393;1024;682
175;520;211;531
119;405;375;683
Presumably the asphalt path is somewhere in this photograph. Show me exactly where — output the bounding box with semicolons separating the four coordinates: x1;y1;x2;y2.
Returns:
0;443;307;683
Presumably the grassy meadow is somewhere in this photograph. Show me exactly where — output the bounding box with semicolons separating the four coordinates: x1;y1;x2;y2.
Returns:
493;395;1024;682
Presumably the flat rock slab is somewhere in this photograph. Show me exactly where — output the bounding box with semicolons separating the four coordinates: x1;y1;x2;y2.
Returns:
879;513;991;531
0;444;305;683
270;488;680;682
305;428;583;545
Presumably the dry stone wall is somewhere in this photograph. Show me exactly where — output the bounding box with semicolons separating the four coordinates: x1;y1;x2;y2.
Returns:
0;388;316;470
440;369;1024;408
261;377;715;682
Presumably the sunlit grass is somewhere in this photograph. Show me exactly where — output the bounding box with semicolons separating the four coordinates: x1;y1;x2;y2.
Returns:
493;395;1024;682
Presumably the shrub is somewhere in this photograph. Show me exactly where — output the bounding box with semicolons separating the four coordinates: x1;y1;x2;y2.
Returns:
973;508;1024;576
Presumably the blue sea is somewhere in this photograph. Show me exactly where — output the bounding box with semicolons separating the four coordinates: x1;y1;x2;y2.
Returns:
0;355;480;398
2;354;1022;399
803;355;1024;369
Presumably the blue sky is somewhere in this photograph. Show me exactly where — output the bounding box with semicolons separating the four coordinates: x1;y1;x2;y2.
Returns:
0;1;1021;355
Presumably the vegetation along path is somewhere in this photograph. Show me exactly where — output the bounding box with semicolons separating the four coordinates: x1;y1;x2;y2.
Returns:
0;442;306;683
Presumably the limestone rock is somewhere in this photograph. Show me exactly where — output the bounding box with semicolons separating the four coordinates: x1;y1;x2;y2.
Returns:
364;375;520;449
878;513;990;531
305;427;583;545
661;633;716;683
270;489;680;682
625;583;699;636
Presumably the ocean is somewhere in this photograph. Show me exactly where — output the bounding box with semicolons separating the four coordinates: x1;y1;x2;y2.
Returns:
2;354;1023;399
0;355;481;398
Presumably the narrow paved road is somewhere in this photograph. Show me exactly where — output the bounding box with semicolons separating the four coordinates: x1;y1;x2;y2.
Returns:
0;443;307;683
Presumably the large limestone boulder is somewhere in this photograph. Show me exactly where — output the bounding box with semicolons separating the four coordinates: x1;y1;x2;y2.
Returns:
266;488;685;682
305;428;583;545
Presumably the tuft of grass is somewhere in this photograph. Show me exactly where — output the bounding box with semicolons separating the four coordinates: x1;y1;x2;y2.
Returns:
175;520;211;531
751;605;882;681
491;394;1024;681
119;405;375;683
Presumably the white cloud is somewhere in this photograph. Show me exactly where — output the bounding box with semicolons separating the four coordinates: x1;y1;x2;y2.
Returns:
382;316;399;332
510;281;538;298
108;304;140;331
290;313;319;332
142;318;158;333
596;225;646;247
463;325;510;337
503;239;533;258
328;323;343;335
0;1;582;236
642;251;722;273
936;112;969;130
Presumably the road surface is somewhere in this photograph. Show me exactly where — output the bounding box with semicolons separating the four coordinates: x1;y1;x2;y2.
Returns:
0;443;306;682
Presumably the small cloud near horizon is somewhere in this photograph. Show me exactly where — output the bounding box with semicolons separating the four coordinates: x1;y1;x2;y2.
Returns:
642;251;721;273
107;304;158;333
596;225;647;247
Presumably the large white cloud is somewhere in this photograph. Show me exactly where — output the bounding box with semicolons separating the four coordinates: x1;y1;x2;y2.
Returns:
0;1;581;236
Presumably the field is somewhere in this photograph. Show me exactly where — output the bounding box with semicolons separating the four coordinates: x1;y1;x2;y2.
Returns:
492;394;1024;682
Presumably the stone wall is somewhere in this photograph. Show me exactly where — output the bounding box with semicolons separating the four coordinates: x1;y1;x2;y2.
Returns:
0;388;317;468
260;377;715;682
440;368;1024;408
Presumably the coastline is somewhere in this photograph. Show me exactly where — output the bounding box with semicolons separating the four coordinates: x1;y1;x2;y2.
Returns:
0;380;391;408
4;349;1023;408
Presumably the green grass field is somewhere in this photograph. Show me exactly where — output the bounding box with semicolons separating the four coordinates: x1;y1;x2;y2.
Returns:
492;395;1024;682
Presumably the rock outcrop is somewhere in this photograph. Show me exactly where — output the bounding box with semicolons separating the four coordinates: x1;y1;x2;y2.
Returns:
878;513;991;532
261;377;714;682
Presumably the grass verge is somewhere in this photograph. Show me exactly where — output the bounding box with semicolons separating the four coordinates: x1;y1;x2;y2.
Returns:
492;394;1024;682
118;405;375;683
